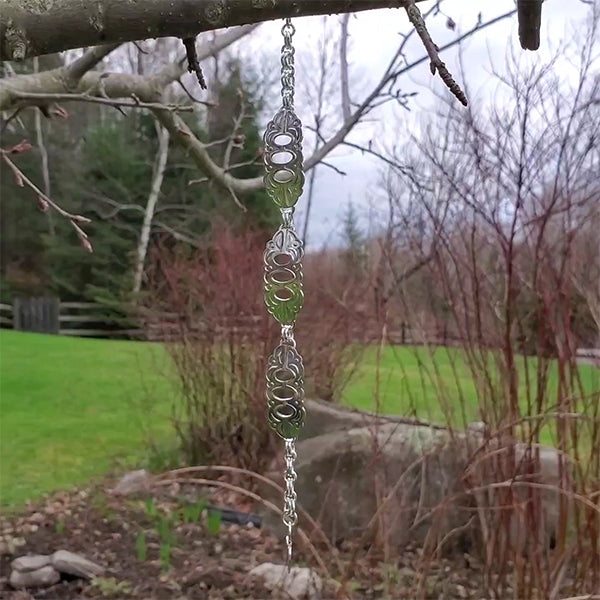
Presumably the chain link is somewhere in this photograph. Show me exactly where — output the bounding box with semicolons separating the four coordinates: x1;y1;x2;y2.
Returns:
281;18;295;108
283;438;298;564
280;324;295;345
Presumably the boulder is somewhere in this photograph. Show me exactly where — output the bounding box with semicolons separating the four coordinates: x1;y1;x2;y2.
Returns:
261;401;562;553
10;565;60;589
111;469;152;496
295;422;473;548
51;550;105;580
250;562;322;600
301;399;433;441
11;554;51;572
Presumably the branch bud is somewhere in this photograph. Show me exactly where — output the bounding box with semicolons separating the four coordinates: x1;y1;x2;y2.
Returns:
37;196;49;212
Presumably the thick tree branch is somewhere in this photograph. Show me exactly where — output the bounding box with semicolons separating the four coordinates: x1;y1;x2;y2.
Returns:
32;56;54;236
0;68;155;113
0;25;257;112
152;107;263;195
0;9;516;202
0;25;263;201
65;43;120;80
0;0;429;60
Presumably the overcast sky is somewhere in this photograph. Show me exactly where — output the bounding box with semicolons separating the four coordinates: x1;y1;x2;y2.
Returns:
245;0;592;249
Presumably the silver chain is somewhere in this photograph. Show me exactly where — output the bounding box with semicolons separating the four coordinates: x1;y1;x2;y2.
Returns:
263;16;305;565
283;439;298;563
281;19;295;109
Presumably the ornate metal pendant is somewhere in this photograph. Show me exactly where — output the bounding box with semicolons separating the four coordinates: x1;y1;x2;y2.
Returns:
263;18;305;564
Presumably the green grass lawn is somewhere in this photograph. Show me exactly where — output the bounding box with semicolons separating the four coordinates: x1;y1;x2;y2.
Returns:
343;345;599;444
1;331;598;507
0;331;174;507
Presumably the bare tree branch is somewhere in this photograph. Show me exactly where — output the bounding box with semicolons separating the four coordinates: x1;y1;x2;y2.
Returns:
181;36;208;89
0;141;92;250
65;43;120;80
0;10;516;205
152;107;263;195
0;0;432;60
305;9;515;171
404;0;468;106
0;25;258;112
7;90;194;112
176;78;217;107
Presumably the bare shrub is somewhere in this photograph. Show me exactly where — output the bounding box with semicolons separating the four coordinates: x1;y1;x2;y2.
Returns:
145;225;278;472
299;249;369;402
373;14;600;597
144;223;371;473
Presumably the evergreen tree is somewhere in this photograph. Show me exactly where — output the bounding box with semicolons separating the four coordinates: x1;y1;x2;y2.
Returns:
341;201;366;273
206;58;278;231
1;57;273;305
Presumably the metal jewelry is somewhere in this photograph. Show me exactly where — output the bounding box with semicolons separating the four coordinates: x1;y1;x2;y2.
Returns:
263;17;305;564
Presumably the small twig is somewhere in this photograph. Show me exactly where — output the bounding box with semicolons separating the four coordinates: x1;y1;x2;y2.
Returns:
342;140;413;176
1;106;25;133
1;141;93;251
132;40;149;55
223;89;246;171
224;156;262;173
187;176;209;187
404;0;468;106
320;160;347;176
226;183;247;212
182;36;207;89
176;78;217;107
153;221;203;248
9;90;193;113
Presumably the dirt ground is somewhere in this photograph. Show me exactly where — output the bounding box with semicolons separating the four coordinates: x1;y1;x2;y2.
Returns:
0;479;489;599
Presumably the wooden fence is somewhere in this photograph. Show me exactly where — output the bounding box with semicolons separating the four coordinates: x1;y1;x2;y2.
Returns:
1;298;599;359
1;298;454;344
1;298;144;338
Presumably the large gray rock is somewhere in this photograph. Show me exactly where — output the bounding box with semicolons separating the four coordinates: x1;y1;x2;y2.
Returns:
111;469;152;496
10;565;60;589
11;554;51;572
262;401;562;553
250;562;322;599
295;422;473;548
51;550;105;579
301;399;433;441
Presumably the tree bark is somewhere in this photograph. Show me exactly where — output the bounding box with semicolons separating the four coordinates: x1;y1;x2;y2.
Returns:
0;0;426;60
133;123;170;294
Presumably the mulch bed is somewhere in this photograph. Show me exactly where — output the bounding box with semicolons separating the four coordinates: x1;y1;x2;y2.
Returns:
0;479;489;599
